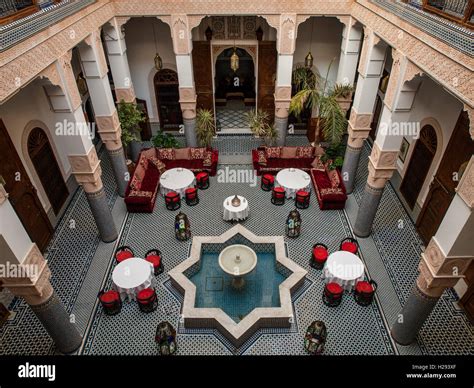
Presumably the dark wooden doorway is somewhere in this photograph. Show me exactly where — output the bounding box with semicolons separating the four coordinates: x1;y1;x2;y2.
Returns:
28;127;69;215
192;41;214;112
154;69;183;131
369;95;383;142
416;111;474;244
400;125;438;209
136;98;152;141
257;41;277;123
0;120;53;252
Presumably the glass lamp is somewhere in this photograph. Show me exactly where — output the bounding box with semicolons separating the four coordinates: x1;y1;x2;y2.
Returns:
175;212;191;241
155;321;177;355
230;48;239;72
305;51;314;68
154;53;163;71
286;209;301;238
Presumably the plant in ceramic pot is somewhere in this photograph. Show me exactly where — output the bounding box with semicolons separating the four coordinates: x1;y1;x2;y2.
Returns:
151;131;181;149
245;109;279;146
196;108;216;148
289;59;347;147
117;100;145;170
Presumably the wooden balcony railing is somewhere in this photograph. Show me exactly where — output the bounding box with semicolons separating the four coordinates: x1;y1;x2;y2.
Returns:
403;0;473;29
0;1;62;26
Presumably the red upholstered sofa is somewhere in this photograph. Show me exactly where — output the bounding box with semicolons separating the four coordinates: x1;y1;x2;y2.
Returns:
124;147;219;213
310;167;347;210
252;145;324;176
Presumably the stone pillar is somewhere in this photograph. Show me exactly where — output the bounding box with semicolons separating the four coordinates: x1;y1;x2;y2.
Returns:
336;17;363;87
52;52;118;242
103;18;136;104
391;157;474;344
353;51;421;237
0;186;82;353
170;14;198;147
274;14;296;146
79;30;129;197
341;29;387;193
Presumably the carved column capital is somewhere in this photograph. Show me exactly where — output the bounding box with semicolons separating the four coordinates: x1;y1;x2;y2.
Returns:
179;87;197;119
0;184;8;206
95;110;123;151
367;142;398;188
278;14;297;55
171;14;191;55
57;51;82;111
463;105;474;141
68;147;103;192
456;155;474;208
274;86;292;119
1;244;54;306
347;107;372;148
115;86;136;103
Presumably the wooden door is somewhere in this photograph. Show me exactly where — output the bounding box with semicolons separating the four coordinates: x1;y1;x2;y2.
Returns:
416;111;474;244
257;41;277;122
28;127;69;215
136;98;152;141
0;120;53;251
154;69;183;131
400;125;437;209
369;96;383;142
192;41;214;112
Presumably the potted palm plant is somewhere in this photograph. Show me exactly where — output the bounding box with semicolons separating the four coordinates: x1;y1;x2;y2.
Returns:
332;83;354;114
245;109;279;146
196;108;216;148
117;100;145;173
289;60;347;147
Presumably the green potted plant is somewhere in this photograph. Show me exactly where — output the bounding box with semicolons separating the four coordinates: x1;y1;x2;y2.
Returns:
117;100;145;171
332;83;354;114
289;59;347;147
151;131;181;149
196;108;216;148
245;109;279;146
320;143;346;170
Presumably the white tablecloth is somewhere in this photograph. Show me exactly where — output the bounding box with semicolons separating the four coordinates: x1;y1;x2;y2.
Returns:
159;168;196;198
276;168;311;199
112;258;154;301
223;195;249;221
322;251;365;291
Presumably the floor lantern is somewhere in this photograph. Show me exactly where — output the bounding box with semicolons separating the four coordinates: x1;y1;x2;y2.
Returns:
286;209;301;238
155;321;177;355
175;211;191;241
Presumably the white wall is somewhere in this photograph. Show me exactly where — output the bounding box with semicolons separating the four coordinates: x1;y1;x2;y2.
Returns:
397;76;463;207
124;17;176;122
0;79;75;212
294;17;343;87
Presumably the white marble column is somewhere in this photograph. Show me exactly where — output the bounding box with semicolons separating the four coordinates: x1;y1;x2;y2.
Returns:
336;17;363;87
391;155;474;344
341;28;387;193
78;30;129;197
274;14;297;146
0;185;82;353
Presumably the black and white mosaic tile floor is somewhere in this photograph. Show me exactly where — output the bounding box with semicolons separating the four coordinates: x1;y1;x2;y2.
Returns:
0;137;472;355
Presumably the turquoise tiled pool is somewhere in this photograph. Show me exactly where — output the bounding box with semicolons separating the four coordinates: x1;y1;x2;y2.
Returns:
189;251;286;323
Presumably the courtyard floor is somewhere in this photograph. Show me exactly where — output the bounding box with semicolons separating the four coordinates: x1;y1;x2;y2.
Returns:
0;135;472;355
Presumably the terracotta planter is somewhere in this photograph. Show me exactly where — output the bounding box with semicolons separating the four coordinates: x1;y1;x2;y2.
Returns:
335;93;353;115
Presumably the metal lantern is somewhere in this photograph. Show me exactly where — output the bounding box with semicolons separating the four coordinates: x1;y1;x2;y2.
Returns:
305;51;314;68
155;321;177;355
205;26;213;41
286;209;301;238
304;320;327;355
154;53;163;71
175;212;191;241
230;48;239;72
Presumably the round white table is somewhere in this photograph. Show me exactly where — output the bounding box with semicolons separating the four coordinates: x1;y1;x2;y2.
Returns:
159;167;196;198
223;195;249;221
112;258;154;301
276;168;311;199
322;251;365;291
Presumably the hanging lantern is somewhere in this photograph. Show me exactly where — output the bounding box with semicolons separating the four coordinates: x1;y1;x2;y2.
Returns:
286;209;301;238
155;321;177;355
305;51;314;68
175;211;191;241
205;26;213;41
230;48;239;72
154;53;163;71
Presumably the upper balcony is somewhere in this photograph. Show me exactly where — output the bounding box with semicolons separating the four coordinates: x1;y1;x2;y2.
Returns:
371;0;473;56
0;0;96;52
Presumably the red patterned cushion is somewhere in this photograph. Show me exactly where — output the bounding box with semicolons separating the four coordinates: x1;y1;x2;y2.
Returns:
320;187;343;197
312;247;328;261
281;147;297;159
296;146;314;158
141;148;156;159
148;157;166;174
129;190;153;198
203;151;213;167
138;155;149;169
116;250;133;262
326;282;343;295
311;156;325;170
265;147;281;159
257;150;267;166
157;148;175;160
175;147;191;160
327;169;340;188
356;281;373;294
129;176;142;191
190;147;206;159
146;255;161;268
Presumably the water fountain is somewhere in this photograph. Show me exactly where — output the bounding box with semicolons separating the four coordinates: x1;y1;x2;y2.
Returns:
218;244;257;289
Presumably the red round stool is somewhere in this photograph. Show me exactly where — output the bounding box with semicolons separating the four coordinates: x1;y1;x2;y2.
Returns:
340;237;358;254
196;172;210;190
145;249;164;275
98;290;122;315
310;243;328;270
322;282;343;307
185;187;199;206
354;280;377;306
261;174;275;191
165;191;181;210
115;246;134;264
271;186;286;205
295;190;310;209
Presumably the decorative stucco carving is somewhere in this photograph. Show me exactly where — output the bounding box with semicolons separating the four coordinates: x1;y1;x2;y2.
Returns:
95;110;123;151
115;86;136;103
367;142;398;188
115;16;131;30
57;51;82;111
383;49;403;112
347;107;372;148
278;14;297;55
179;87;197;119
0;185;8;206
403;60;424;85
171;14;191;55
274;86;292;119
456;155;474;209
463;105;474;141
68;147;103;192
38;63;62;87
